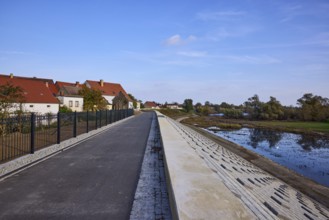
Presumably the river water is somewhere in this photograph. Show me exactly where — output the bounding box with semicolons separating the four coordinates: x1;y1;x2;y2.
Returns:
207;127;329;188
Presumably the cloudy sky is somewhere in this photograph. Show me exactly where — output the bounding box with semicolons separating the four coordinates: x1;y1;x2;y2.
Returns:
1;0;328;105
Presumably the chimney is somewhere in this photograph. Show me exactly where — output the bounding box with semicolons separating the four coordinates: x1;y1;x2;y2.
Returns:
10;73;14;78
100;79;104;87
75;81;79;87
45;82;49;87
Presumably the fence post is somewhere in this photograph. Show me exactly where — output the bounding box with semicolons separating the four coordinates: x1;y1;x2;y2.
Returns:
100;110;102;128
86;110;89;133
30;113;35;154
106;110;108;125
57;112;61;144
95;111;98;129
73;111;77;137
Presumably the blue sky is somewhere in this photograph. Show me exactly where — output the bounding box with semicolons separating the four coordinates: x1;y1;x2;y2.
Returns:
1;0;328;105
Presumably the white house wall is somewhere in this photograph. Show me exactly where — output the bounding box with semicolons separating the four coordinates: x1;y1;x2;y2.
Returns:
59;96;84;112
22;103;59;115
129;101;134;109
103;95;115;105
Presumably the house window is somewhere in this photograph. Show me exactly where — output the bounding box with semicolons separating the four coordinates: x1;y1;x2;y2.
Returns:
47;105;51;108
30;105;34;108
69;101;73;107
75;101;79;107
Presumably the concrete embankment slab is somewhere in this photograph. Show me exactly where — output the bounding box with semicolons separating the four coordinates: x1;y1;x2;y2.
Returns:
156;112;255;219
158;112;329;220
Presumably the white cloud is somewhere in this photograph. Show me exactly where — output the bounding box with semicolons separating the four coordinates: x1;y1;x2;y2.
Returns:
164;34;197;46
197;10;245;21
206;26;258;41
221;55;281;64
177;51;207;57
280;4;302;23
164;35;182;46
0;50;28;55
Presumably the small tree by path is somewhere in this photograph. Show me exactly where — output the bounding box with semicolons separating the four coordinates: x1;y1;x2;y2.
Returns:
79;85;107;111
0;82;25;118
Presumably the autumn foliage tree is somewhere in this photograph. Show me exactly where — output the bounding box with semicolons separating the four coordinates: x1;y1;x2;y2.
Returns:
79;85;107;111
0;82;25;118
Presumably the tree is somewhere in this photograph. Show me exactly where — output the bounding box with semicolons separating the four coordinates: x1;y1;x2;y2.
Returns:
183;99;194;113
223;108;243;119
128;93;138;109
59;105;72;113
244;94;264;120
194;102;202;114
79;85;107;111
0;82;25;118
297;93;329;121
262;96;284;120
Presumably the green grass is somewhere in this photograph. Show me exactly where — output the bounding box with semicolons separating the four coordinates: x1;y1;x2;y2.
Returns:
252;121;329;133
182;116;329;135
158;109;191;119
182;116;241;130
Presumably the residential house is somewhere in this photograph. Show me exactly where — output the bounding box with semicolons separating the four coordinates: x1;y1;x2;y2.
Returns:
85;79;133;109
112;91;130;110
55;81;84;112
144;101;159;109
0;74;59;114
166;103;183;110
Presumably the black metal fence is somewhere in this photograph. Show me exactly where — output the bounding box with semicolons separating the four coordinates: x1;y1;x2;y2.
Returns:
0;109;134;163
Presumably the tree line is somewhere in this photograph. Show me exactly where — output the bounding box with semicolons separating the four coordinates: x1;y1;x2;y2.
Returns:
183;93;329;122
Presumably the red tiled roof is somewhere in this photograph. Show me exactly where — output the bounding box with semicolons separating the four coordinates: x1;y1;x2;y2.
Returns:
55;81;81;90
55;81;82;96
0;75;59;104
0;74;59;96
144;101;157;108
86;80;132;101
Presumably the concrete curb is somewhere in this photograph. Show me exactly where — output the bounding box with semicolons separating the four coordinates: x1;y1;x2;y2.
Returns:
0;116;134;179
155;111;254;219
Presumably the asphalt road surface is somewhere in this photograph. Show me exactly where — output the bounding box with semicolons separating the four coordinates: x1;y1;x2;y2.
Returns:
0;112;153;220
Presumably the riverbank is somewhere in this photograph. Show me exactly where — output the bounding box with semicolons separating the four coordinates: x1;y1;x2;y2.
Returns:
158;110;329;208
182;116;329;137
184;124;329;208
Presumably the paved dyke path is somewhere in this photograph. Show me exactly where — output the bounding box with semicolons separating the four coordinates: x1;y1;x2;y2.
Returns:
0;112;153;220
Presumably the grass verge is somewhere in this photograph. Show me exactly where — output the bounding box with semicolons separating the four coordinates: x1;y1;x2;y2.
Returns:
182;116;329;136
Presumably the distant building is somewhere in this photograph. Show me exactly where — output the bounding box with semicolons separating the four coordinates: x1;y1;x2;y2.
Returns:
85;79;133;109
0;74;59;114
144;101;159;109
55;81;84;112
166;103;183;110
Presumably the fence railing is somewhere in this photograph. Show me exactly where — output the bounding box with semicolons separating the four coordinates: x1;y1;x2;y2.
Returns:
0;109;134;163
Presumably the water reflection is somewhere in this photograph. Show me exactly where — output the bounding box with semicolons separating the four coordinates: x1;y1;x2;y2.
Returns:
208;127;329;187
248;128;283;148
297;135;329;151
